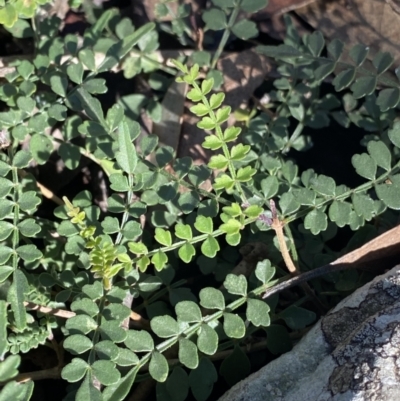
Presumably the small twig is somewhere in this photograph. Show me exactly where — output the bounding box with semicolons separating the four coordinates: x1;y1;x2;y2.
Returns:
18;169;64;206
23;301;149;327
23;302;75;318
268;200;327;312
15;366;62;382
269;200;297;274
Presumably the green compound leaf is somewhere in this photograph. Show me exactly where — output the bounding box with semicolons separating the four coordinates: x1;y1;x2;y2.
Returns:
209;92;225;109
66;314;98;335
100;321;127;343
115;121;138;174
151;315;179;338
201;235;220;258
13;150;32;168
292;188;316;206
375;178;400;209
0;246;13;264
59;143;81;171
48;104;67;121
377;87;400;111
230;144;250;161
92;360;121;386
75;373;102;401
202;8;226;30
352;153;377;180
17;218;41;237
82;281;103;300
187;87;202;102
222;203;243;218
304;209;328;235
166;367;190;401
243;205;263;218
190;103;210;117
328;201;352;227
333;68;356;91
214;174;234;190
351;76;377;99
223;274;247;296
30;134;53;165
154;227;172;247
0;221;13;241
310;174;336;196
202;78;214;95
255;259;275;284
223;126;241;142
149;351;169;382
225;232;241;246
102;366;140;401
279;192;301;215
16;244;42;262
178;242;196;264
178;190;201;214
50;72;68;97
189;358;218;401
0;266;13;283
367;140;391;171
202;135;223;150
128;242;148;255
220;345;251;387
306;31;325;57
151;250;168;271
197;324;218;355
388;121;400;148
125;330;154;352
67;62;84;84
223;313;245;338
61;358;89;383
219;219;242;235
0;355;18;382
194;215;213;234
279;305;316;330
94;340;120;361
197;116;217;130
76;87;105;124
114;348;139;367
373;51;394;75
208;154;229;169
0;301;7;358
179;338;199;369
236;166;256;182
176;301;202;323
175;223;193;240
352;193;375;220
350;43;369;66
246;299;270;327
199;287;225;310
78;49;96;71
64;334;93;355
71;298;99;318
7;270;28;330
17;96;35;114
232;19;258;40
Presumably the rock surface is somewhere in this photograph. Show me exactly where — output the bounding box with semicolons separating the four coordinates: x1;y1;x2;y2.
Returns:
218;265;400;401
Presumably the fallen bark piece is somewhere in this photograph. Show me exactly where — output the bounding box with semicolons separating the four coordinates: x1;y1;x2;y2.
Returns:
218;264;400;401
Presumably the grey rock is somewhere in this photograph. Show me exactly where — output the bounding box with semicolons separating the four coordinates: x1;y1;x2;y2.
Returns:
218;265;400;401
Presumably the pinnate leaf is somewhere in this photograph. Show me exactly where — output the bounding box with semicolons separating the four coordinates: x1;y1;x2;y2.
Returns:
352;153;376;180
223;313;245;338
149;352;169;382
223;274;247;296
246;299;270;327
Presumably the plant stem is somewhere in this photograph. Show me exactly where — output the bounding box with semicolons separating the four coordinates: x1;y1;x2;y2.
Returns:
210;5;240;70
